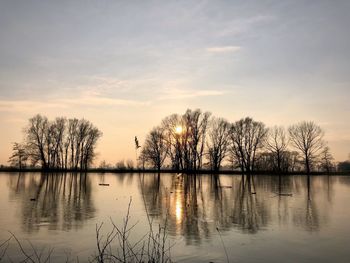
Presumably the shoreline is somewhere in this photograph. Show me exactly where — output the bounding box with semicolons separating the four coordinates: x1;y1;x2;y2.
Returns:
0;167;349;176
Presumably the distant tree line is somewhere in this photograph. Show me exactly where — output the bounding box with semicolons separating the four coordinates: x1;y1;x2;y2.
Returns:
9;114;102;170
139;109;337;174
338;155;350;172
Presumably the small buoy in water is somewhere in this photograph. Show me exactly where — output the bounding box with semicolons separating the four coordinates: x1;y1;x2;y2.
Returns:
30;198;36;201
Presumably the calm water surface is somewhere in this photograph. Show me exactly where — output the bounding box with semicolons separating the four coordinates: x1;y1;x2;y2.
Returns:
1;172;350;262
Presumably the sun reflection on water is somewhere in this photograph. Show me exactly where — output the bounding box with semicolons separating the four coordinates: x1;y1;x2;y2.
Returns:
175;194;182;223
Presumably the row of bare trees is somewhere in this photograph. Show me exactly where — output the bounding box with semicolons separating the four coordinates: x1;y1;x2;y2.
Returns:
9;114;102;170
139;109;332;174
8;110;335;173
140;109;211;171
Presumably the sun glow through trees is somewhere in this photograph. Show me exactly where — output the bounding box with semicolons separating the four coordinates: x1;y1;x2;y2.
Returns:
175;126;183;134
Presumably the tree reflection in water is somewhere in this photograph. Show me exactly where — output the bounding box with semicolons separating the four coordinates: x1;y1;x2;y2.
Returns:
7;173;95;233
139;173;269;242
230;175;270;233
6;173;333;242
139;173;333;243
292;175;321;232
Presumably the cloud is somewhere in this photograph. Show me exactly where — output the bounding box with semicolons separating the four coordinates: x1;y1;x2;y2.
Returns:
158;87;225;100
0;100;66;112
60;96;149;107
217;15;276;37
206;46;241;53
0;95;149;113
75;76;160;98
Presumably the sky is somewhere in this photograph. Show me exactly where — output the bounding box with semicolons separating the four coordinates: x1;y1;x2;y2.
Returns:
0;0;349;165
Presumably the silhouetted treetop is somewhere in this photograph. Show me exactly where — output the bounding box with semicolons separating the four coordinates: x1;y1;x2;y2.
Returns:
10;114;102;170
139;109;332;174
289;121;324;174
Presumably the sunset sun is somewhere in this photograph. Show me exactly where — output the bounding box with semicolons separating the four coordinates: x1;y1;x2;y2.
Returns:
175;126;183;134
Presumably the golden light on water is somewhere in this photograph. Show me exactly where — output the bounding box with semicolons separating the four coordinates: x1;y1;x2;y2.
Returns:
175;194;183;223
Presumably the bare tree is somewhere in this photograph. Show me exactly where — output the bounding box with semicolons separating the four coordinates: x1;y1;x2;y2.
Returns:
319;146;334;173
67;118;79;169
160;109;210;171
206;118;230;171
254;152;275;171
288;121;324;174
126;159;134;170
8;143;27;169
265;126;289;172
282;150;302;172
182;109;211;170
47;117;66;169
141;126;168;171
115;160;126;170
25;114;49;168
229;117;268;174
161;114;183;170
81;125;102;170
99;160;112;169
20;114;102;170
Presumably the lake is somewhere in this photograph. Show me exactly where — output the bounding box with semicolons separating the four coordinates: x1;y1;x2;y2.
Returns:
0;172;350;262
